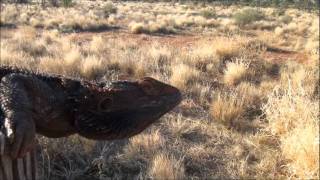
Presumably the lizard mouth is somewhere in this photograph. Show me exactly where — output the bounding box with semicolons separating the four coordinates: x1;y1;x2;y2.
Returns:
140;91;181;111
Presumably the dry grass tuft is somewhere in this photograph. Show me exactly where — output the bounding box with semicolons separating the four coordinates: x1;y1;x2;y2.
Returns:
148;153;185;180
282;125;319;178
129;21;175;34
263;82;319;179
63;47;82;74
167;114;203;139
0;45;32;68
215;40;242;61
38;56;63;74
236;82;263;111
81;55;104;79
274;27;284;36
90;36;106;54
148;43;172;68
170;64;200;92
263;84;317;135
129;22;146;34
0;5;18;25
233;8;265;27
124;130;164;158
210;92;245;127
223;59;249;86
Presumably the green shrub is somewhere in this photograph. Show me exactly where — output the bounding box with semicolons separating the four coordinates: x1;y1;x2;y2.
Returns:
272;8;286;16
200;9;216;19
233;8;265;26
62;0;72;7
103;2;117;17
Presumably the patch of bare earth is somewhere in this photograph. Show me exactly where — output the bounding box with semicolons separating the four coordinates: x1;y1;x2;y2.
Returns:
262;49;309;64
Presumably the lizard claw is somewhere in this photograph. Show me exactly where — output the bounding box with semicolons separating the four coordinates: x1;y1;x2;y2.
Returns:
8;120;36;159
18;140;35;158
5;120;15;144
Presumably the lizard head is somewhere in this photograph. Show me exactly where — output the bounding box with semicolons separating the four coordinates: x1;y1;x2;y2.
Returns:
74;77;181;140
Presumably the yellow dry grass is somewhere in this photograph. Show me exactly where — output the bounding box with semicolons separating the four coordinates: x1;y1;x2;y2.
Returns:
210;92;245;127
170;64;200;91
148;153;185;180
124;130;164;158
90;36;106;54
263;83;319;178
224;58;249;86
129;22;145;34
81;55;103;79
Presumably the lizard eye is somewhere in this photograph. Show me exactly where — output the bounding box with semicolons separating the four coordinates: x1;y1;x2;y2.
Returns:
98;97;113;111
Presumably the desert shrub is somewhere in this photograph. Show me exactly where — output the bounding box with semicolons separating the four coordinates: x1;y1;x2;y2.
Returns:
200;9;216;19
129;21;175;34
129;22;146;34
280;15;292;24
62;0;73;7
48;0;59;6
103;2;118;17
272;8;286;16
0;5;19;26
149;23;175;34
274;26;284;36
234;8;265;26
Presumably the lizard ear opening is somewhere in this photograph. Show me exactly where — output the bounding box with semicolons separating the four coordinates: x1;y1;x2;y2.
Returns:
98;97;113;111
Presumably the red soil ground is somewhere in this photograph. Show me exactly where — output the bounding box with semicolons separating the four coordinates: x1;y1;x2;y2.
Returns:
1;26;309;64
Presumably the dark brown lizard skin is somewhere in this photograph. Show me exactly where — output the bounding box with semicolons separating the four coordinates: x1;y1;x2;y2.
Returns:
0;66;181;158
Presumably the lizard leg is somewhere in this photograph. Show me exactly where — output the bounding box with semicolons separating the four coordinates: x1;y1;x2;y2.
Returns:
1;131;13;180
0;74;36;158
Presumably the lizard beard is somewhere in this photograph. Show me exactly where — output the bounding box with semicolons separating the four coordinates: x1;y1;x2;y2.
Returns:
73;107;165;140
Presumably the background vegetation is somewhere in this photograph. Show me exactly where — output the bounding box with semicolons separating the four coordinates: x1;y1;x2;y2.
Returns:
3;0;320;9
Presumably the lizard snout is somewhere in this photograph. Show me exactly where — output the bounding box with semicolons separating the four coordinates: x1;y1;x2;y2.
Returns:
139;77;181;97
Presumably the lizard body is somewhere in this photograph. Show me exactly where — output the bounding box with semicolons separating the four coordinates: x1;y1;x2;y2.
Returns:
0;66;181;158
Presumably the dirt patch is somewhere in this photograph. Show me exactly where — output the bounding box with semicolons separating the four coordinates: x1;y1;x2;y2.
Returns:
1;26;310;65
262;50;309;64
68;30;202;48
70;31;310;64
